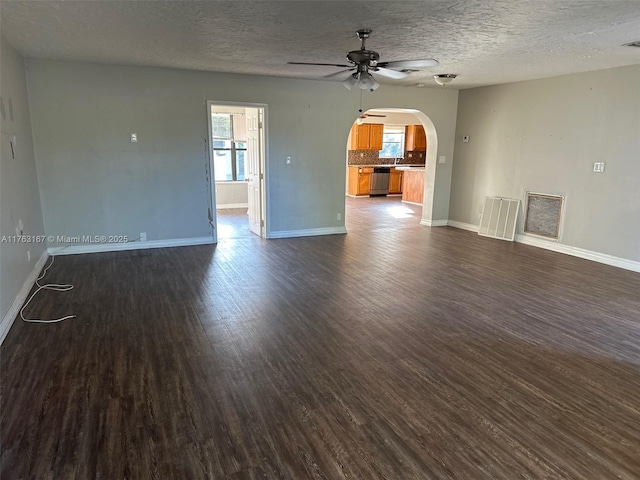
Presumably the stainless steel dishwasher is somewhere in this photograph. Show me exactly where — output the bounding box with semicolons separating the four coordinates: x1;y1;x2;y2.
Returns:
370;167;390;196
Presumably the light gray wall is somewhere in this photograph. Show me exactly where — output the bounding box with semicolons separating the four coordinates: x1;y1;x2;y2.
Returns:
215;182;248;208
0;39;46;324
450;65;640;261
25;60;458;241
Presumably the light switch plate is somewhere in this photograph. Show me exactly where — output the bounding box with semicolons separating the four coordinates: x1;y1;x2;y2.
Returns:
462;135;470;143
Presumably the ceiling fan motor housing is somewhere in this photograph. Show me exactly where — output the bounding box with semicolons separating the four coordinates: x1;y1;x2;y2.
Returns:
347;49;380;67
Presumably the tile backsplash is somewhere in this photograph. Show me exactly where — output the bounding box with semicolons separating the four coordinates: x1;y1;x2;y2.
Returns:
348;149;426;166
347;150;379;165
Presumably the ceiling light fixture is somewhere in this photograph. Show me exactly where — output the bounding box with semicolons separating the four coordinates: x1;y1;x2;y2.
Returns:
343;72;380;92
434;74;457;86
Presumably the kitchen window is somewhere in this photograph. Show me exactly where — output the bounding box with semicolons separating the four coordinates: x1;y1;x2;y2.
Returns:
379;125;405;159
212;113;246;181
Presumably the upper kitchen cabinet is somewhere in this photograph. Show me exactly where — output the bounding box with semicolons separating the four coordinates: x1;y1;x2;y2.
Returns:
406;125;427;151
350;123;384;151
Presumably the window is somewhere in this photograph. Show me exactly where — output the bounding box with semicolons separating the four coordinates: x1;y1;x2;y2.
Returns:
212;113;246;181
379;126;405;158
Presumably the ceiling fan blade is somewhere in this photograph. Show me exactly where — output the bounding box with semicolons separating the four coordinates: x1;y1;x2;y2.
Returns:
377;59;439;69
324;68;355;79
288;61;353;68
373;67;408;80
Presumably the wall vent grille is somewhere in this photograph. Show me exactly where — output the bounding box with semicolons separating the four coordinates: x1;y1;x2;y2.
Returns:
478;197;520;241
524;193;564;239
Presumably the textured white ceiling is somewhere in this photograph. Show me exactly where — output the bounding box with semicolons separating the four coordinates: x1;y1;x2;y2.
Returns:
1;0;639;89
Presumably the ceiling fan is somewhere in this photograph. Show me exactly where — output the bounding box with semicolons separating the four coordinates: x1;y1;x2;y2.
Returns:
288;29;438;91
355;111;386;125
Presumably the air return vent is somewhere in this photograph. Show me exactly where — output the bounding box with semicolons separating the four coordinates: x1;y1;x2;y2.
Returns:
479;197;520;241
524;193;564;240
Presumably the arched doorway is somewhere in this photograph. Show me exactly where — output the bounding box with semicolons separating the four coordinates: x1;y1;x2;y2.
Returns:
344;108;439;231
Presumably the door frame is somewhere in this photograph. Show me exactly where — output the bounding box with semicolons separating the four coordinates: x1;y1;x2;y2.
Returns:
206;100;269;242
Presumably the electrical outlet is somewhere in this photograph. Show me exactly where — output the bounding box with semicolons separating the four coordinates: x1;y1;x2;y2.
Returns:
438;155;446;164
130;133;138;143
140;232;147;242
286;156;292;165
593;162;605;173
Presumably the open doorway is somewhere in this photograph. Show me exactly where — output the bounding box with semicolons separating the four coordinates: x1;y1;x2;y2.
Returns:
206;102;267;241
344;108;438;233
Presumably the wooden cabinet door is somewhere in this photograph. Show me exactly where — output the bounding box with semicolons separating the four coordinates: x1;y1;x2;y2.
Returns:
389;171;403;194
350;124;384;150
358;172;371;195
347;167;359;195
368;124;384;150
350;125;367;150
355;125;370;150
414;126;426;150
406;125;427;151
349;125;362;150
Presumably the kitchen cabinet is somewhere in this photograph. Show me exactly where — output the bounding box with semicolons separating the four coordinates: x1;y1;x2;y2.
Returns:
399;167;425;204
350;124;384;151
347;166;373;196
405;125;426;151
389;168;403;194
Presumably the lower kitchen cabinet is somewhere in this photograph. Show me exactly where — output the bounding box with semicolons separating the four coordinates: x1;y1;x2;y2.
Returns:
389;168;403;194
348;166;373;196
400;168;425;204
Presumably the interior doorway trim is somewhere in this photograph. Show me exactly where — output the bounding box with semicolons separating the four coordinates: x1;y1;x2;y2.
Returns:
206;100;269;242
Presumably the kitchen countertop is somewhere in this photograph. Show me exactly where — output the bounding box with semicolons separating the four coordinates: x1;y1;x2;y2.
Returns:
349;164;425;168
396;166;425;172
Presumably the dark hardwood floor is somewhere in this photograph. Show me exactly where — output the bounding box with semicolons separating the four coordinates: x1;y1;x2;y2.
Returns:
2;196;639;479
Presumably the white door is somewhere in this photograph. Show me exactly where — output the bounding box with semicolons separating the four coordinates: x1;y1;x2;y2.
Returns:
246;108;262;236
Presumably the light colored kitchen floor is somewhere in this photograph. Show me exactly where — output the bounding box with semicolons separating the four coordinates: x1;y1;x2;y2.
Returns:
345;195;423;232
216;196;423;239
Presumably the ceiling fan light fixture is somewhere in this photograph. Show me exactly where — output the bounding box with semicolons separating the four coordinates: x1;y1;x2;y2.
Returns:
434;74;457;86
358;72;374;90
343;73;359;90
355;72;379;91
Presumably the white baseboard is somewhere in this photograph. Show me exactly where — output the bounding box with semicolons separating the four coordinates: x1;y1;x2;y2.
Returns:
1;250;49;345
216;203;248;210
48;236;214;256
420;219;449;227
447;220;479;232
269;226;347;239
514;234;640;273
447;220;640;273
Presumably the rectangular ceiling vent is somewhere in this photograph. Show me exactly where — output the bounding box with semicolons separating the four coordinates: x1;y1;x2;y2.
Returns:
622;40;640;47
479;197;520;241
524;193;564;240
